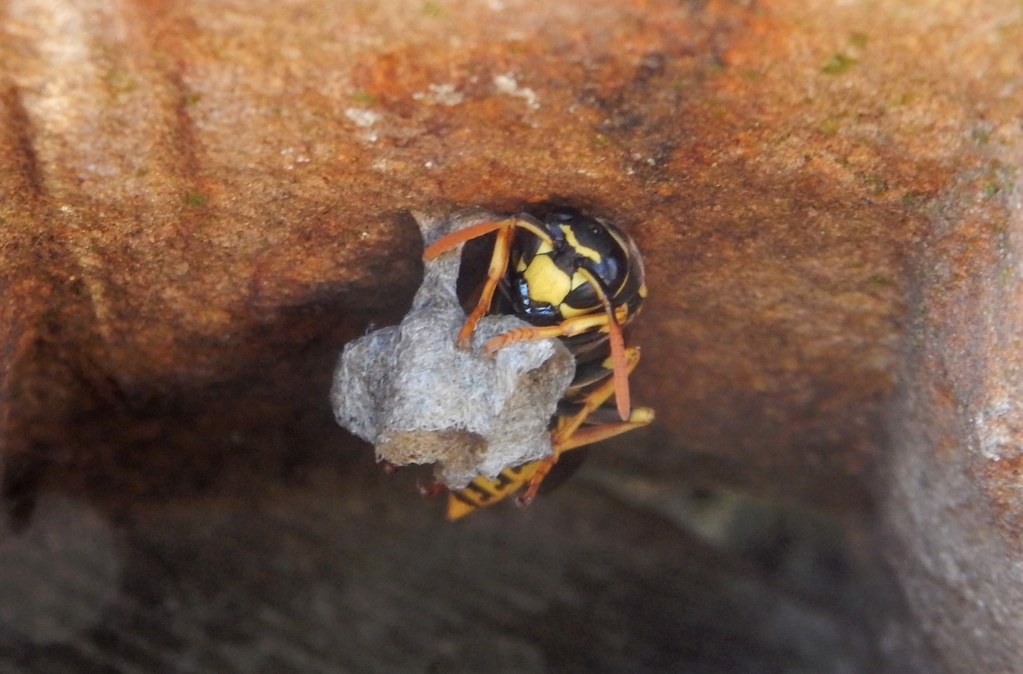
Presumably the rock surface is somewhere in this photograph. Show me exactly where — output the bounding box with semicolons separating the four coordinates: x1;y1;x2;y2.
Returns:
0;0;1021;671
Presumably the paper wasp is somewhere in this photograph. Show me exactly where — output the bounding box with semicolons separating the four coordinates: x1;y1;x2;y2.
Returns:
422;206;653;519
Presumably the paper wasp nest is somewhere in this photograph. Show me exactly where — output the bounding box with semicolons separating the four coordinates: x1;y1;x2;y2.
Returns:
330;210;576;488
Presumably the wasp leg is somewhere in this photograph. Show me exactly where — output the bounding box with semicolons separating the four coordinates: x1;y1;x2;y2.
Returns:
575;267;631;421
482;308;626;352
418;481;448;498
515;347;650;507
423;215;553;261
423;215;556;347
515;406;655;507
552;347;642;447
455;223;515;347
483;305;632;418
554;407;656;452
423;217;512;260
446;348;651;519
445;407;655;520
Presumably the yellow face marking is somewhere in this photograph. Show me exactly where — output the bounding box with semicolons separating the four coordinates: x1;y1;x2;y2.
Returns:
570;269;587;290
559;304;589;318
558;269;603;318
559;226;601;263
559;271;593;318
523;255;572;306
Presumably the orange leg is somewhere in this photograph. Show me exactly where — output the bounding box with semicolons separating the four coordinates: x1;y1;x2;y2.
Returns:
445;407;654;519
514;407;655;507
551;347;642;447
578;267;630;421
422;215;556;347
482;307;628;354
446;348;652;519
455;224;515;347
517;347;648;506
423;218;512;260
418;481;447;497
484;304;632;419
423;215;554;260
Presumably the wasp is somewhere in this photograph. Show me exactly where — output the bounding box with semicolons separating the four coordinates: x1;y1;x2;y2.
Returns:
422;206;654;519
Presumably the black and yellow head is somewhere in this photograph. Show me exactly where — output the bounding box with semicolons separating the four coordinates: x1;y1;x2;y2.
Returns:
507;207;646;329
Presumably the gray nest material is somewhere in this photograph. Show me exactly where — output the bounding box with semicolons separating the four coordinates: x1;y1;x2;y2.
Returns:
330;209;576;489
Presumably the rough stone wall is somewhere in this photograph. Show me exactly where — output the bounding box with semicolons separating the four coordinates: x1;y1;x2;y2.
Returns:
0;0;1021;671
885;160;1023;669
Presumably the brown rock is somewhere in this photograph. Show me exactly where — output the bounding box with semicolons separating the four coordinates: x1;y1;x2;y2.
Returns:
0;0;1021;671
